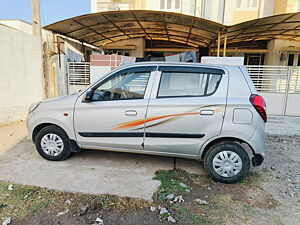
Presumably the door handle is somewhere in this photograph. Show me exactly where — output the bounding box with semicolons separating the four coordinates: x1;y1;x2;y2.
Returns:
125;110;137;117
200;110;214;115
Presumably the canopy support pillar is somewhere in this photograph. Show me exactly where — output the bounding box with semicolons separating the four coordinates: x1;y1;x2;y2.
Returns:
217;32;221;57
223;34;227;57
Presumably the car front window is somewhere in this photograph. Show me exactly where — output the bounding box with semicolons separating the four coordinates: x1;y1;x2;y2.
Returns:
92;71;151;101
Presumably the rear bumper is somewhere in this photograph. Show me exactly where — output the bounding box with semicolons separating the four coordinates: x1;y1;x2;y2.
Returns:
247;119;266;167
248;119;266;157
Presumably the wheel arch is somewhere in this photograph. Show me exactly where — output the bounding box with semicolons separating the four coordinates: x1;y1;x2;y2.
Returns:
200;136;255;160
32;123;81;153
32;123;65;142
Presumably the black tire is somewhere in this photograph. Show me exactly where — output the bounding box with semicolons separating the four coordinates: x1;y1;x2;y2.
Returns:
204;141;250;183
35;125;71;161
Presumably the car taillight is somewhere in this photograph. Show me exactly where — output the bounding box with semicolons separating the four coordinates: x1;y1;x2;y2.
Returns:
250;94;267;123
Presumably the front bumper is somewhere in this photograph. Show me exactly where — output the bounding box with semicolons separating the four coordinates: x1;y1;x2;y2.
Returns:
26;112;35;141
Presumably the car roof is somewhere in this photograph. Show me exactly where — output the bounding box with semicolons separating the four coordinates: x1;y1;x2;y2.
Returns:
121;61;241;69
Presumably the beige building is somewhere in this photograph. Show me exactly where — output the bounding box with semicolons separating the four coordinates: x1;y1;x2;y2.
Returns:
91;0;300;25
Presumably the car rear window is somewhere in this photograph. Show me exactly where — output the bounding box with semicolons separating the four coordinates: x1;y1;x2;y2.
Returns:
157;71;222;98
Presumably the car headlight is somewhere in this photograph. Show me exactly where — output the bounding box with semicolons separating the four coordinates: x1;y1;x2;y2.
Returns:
28;102;40;113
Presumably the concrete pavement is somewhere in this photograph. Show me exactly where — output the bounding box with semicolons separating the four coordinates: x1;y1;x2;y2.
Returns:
0;121;204;201
266;116;300;136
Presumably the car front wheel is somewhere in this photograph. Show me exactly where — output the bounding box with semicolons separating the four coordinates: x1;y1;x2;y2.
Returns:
35;125;71;161
204;141;250;183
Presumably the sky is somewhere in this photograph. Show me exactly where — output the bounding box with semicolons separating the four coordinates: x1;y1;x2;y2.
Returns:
0;0;91;26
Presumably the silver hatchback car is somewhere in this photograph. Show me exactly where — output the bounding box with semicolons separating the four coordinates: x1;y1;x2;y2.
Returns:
27;62;267;183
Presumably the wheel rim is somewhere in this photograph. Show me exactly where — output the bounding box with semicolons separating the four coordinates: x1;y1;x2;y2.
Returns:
40;133;64;157
212;151;242;178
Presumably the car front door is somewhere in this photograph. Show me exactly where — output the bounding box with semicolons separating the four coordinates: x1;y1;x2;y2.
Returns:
143;66;228;156
74;66;156;151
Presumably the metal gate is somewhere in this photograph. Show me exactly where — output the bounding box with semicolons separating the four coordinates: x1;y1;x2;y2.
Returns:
284;67;300;116
67;62;90;94
246;66;300;116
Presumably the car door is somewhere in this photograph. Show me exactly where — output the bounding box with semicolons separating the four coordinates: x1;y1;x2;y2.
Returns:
74;66;157;151
143;66;228;156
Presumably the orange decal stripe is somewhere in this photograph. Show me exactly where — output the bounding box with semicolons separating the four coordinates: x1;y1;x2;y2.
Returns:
114;120;145;129
114;112;199;130
114;118;144;127
214;107;225;113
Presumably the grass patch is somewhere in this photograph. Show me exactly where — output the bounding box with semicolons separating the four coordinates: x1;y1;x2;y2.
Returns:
153;169;280;225
209;194;253;224
197;193;281;225
0;182;55;220
168;192;280;225
171;203;210;225
0;181;150;221
153;169;192;201
238;172;264;187
72;194;119;210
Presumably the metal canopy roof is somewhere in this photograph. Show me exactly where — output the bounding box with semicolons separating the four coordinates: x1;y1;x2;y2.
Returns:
45;10;300;48
44;10;225;48
226;12;300;44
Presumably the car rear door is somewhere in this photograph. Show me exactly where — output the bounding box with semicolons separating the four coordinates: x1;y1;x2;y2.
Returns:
143;65;228;156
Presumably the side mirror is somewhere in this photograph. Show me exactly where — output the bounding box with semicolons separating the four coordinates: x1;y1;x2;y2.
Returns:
82;91;93;103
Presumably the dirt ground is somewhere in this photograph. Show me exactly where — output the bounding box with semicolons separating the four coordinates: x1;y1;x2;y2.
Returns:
0;119;300;224
258;135;300;225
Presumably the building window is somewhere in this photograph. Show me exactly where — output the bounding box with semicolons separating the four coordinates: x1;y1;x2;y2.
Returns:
288;54;295;66
167;0;172;9
175;0;180;9
160;0;165;9
235;0;258;9
160;0;181;10
246;0;251;7
252;0;258;7
203;0;213;20
236;0;242;8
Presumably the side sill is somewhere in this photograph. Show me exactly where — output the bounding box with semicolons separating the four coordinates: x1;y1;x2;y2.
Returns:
80;145;198;159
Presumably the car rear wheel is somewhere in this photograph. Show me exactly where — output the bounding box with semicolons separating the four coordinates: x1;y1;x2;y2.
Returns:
204;141;250;183
35;125;71;161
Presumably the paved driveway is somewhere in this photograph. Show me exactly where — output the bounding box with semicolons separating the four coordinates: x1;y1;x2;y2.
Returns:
0;121;204;201
266;116;300;136
1;116;298;200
